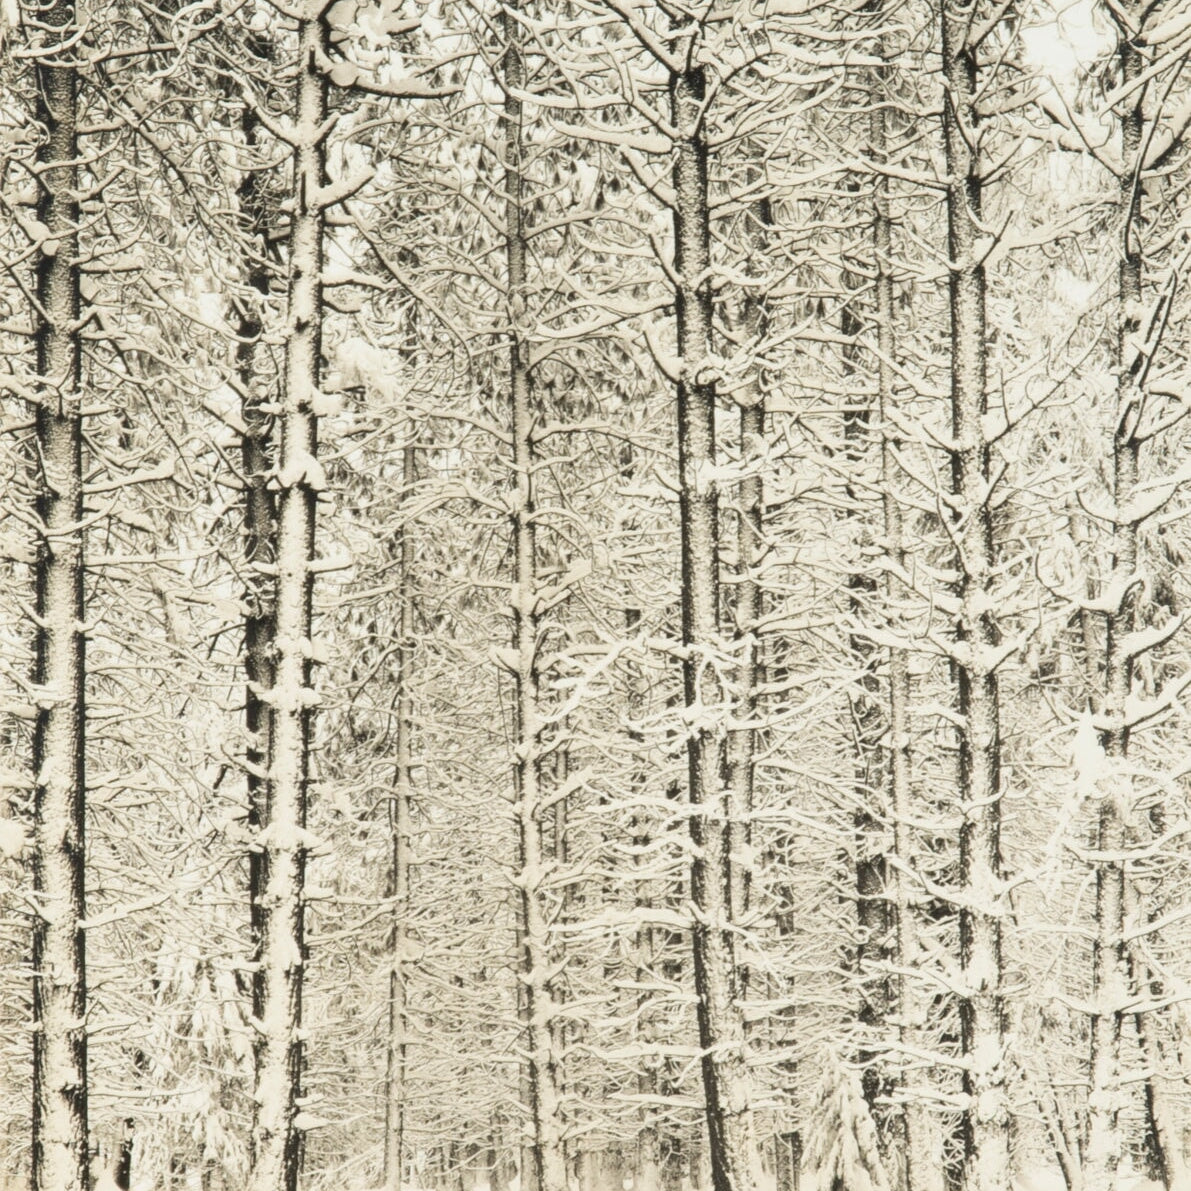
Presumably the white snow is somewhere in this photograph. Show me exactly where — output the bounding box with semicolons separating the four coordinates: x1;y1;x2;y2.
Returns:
0;818;25;859
1072;711;1107;796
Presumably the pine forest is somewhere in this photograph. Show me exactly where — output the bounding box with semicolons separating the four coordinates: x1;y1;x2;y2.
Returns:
3;0;1191;1188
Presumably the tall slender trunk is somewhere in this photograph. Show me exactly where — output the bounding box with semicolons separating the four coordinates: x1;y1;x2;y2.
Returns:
1128;880;1191;1191
724;197;770;1185
384;440;418;1191
727;399;761;931
726;194;770;953
867;38;938;1191
625;603;663;1191
670;50;757;1191
940;6;1009;1190
249;13;327;1191
520;986;540;1191
1084;16;1141;1186
28;4;90;1187
502;11;567;1191
236;74;277;1078
842;208;890;1124
114;1119;134;1190
862;37;943;1191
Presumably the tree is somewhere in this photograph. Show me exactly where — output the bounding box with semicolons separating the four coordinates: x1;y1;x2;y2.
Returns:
231;30;280;1150
383;438;417;1191
667;23;759;1191
247;9;329;1188
941;10;1010;1190
846;8;939;1182
21;0;90;1183
497;7;569;1187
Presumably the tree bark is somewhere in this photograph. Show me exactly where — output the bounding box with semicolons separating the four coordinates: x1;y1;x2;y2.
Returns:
235;48;277;1089
28;3;90;1186
1084;14;1140;1187
841;202;890;1125
868;39;938;1191
940;5;1010;1189
248;12;327;1191
725;194;770;947
114;1119;134;1191
1129;916;1191;1191
670;49;757;1191
384;441;417;1191
502;9;567;1191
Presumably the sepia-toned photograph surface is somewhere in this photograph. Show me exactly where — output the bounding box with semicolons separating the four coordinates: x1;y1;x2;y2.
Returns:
1;0;1187;1188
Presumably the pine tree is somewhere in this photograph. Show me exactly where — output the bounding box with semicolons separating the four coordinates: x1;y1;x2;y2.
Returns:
248;10;329;1189
23;0;90;1183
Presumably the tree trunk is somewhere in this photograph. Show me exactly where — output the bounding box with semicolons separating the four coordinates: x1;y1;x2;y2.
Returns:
841;205;890;1126
29;4;90;1187
502;10;567;1191
491;1126;513;1191
624;604;663;1191
385;441;418;1191
670;50;757;1191
1131;930;1191;1191
774;1134;800;1191
114;1120;134;1191
235;45;277;1109
249;13;327;1191
725;194;770;954
940;5;1010;1190
868;40;938;1191
1084;15;1141;1188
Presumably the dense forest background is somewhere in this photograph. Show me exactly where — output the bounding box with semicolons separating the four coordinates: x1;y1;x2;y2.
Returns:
3;0;1191;1188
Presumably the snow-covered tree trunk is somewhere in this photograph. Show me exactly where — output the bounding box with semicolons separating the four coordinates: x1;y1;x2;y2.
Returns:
235;71;277;1074
1128;881;1191;1191
841;47;942;1170
940;5;1010;1189
842;208;890;1123
384;440;417;1191
725;195;769;940
1083;15;1140;1186
27;2;90;1186
114;1118;134;1190
1086;6;1167;1181
502;10;567;1191
862;45;942;1191
864;55;939;1190
670;49;757;1191
625;601;662;1191
249;11;327;1190
726;385;760;926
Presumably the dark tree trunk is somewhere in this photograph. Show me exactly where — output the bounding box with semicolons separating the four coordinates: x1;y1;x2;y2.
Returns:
940;4;1010;1187
501;8;566;1190
28;2;90;1186
669;48;757;1191
248;14;327;1191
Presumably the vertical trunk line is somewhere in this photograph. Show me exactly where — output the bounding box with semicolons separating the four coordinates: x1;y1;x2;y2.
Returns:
940;6;1009;1189
869;37;936;1191
29;3;89;1187
236;75;278;1073
502;10;566;1191
249;13;327;1191
726;193;771;966
1086;15;1141;1185
871;72;933;1191
670;44;757;1191
624;599;663;1191
384;439;418;1191
841;193;889;1122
